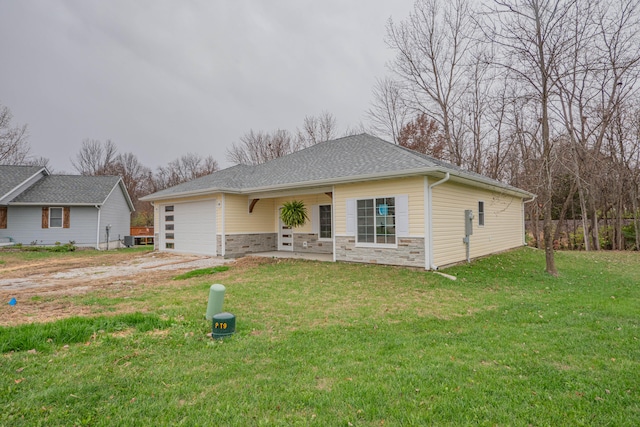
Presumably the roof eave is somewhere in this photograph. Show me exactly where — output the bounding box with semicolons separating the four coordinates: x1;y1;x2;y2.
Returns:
9;202;104;207
140;167;534;202
140;187;240;202
0;167;49;203
445;171;535;199
241;168;533;199
240;168;436;194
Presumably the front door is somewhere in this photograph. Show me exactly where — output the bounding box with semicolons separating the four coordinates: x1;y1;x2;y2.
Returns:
278;207;294;251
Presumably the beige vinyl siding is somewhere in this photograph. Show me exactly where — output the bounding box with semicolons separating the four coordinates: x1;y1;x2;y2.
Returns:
334;177;425;237
432;182;524;267
273;193;333;233
224;194;275;234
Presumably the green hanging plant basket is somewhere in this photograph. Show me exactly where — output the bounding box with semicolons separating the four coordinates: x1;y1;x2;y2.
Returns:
280;200;309;228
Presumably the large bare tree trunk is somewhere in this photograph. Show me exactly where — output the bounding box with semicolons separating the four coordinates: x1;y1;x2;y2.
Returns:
634;190;640;251
591;202;601;250
578;187;591;251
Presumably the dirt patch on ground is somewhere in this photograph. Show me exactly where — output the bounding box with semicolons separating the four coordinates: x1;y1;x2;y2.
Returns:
0;251;255;327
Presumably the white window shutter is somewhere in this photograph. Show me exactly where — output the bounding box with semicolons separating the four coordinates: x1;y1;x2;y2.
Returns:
346;198;355;236
396;194;409;237
311;205;319;234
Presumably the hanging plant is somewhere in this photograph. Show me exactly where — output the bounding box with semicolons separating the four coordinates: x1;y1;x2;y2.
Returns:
280;200;309;228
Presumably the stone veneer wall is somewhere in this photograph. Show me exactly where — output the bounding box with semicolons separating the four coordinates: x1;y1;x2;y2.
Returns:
335;236;425;268
224;233;277;258
293;233;333;254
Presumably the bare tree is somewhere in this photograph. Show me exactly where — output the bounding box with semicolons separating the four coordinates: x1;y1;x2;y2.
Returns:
484;0;583;275
71;139;118;175
386;0;476;166
342;122;370;137
367;78;410;143
226;129;298;166
555;0;640;250
296;111;338;147
461;50;495;174
23;156;51;170
105;152;151;207
484;77;518;181
0;104;31;165
154;153;219;189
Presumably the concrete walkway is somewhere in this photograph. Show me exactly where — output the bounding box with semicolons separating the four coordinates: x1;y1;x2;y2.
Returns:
251;251;333;262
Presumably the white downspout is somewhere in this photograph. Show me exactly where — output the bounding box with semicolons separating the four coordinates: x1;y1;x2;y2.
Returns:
332;185;336;263
220;195;226;257
95;205;101;250
522;195;538;246
427;172;450;270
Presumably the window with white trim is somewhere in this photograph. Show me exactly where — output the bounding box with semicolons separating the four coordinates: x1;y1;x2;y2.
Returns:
357;197;395;244
49;207;63;228
478;201;485;226
319;205;332;239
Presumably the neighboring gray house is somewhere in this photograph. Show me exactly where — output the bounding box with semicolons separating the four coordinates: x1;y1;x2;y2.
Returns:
0;165;134;249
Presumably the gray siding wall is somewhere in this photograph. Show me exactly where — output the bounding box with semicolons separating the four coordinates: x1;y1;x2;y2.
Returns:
99;185;131;248
2;205;99;247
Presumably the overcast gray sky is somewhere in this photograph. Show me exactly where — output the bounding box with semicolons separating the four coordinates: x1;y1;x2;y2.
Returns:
0;1;413;173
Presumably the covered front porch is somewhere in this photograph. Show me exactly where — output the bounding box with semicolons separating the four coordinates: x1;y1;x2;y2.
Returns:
221;188;334;259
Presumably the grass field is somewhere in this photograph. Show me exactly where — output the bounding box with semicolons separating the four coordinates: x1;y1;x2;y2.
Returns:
1;248;639;426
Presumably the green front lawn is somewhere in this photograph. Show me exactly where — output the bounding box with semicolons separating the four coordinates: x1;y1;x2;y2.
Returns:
1;248;638;426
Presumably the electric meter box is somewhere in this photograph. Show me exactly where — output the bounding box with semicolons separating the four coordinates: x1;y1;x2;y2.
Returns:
465;209;474;236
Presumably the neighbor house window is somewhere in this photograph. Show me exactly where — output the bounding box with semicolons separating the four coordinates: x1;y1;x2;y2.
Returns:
357;197;395;245
49;207;63;228
478;201;485;226
319;205;332;239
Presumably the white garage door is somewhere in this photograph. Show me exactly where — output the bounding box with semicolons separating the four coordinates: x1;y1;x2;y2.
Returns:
168;200;216;256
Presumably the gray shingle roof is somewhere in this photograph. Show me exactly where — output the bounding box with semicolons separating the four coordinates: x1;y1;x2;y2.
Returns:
10;175;124;205
0;165;46;201
143;133;533;200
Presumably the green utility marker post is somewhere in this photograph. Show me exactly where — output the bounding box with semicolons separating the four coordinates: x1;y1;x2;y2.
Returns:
212;312;236;339
206;284;226;321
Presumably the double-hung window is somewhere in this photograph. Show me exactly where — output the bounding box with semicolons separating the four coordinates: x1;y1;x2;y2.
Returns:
357;197;396;245
478;201;485;226
319;205;332;239
49;207;63;228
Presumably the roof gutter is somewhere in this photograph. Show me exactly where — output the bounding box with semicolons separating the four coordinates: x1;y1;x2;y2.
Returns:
427;172;450;270
95;205;102;250
9;202;105;207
